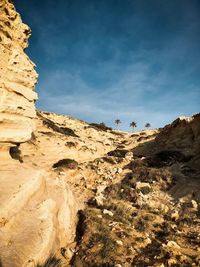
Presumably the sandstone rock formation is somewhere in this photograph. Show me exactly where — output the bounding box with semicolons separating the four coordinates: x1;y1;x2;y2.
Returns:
156;113;200;154
0;0;38;158
155;113;200;171
0;163;78;266
0;2;78;266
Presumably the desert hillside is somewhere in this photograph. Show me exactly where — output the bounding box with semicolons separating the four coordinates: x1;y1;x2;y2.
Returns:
0;1;200;267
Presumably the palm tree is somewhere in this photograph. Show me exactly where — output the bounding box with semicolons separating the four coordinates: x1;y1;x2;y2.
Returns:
130;121;137;131
145;123;151;129
115;119;121;129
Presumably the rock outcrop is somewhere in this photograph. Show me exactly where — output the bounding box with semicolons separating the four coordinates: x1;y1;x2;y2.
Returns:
156;113;200;170
0;162;78;267
0;0;38;158
0;2;78;267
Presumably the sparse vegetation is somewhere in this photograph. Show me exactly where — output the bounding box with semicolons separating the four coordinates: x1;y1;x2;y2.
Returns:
145;122;151;129
89;122;112;131
115;119;121;129
52;158;78;169
130;121;137;131
107;149;128;158
37;112;79;137
72;143;199;267
65;141;76;148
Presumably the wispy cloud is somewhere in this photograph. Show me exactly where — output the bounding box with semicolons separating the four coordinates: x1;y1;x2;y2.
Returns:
14;0;200;130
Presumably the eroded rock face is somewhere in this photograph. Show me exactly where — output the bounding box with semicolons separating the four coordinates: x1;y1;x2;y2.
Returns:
156;114;200;153
0;0;38;150
0;2;78;267
0;163;78;267
156;113;200;169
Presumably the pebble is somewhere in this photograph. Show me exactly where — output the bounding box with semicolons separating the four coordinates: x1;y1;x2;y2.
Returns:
103;209;114;217
117;168;122;174
136;181;151;190
165;241;181;250
171;211;179;221
191;199;198;210
116;240;123;246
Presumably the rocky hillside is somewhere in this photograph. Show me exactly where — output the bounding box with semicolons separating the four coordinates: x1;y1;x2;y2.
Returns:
70;113;200;267
0;1;199;267
1;109;200;267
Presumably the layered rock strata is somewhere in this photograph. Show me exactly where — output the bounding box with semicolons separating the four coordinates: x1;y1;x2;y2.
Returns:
0;2;78;266
0;0;38;157
156;113;200;169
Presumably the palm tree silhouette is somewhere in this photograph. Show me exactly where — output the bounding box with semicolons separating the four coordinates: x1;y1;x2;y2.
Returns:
145;123;151;129
115;119;121;130
130;121;137;131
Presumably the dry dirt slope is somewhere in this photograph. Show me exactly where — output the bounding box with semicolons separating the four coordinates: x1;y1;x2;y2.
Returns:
0;109;157;267
1;111;199;267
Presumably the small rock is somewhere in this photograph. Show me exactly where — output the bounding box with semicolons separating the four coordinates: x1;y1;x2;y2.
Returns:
145;237;152;245
165;241;181;251
96;185;107;194
125;151;133;159
103;209;114;217
113;167;118;173
117;168;122;174
116;240;123;246
171;211;179;221
109;221;118;227
136;182;151;190
94;194;105;206
191;199;198;210
167;258;177;267
61;247;74;259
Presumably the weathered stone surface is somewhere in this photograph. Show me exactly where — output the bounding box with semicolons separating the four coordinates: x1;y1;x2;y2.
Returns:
156;113;200;169
156;114;200;153
0;0;38;147
0;162;78;267
0;2;78;267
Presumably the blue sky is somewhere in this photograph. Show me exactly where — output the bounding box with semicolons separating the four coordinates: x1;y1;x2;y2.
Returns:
14;0;200;131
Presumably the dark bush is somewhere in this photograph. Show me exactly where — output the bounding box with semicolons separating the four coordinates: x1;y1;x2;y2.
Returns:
38;112;78;137
65;142;76;148
88;122;112;132
148;150;192;167
52;158;78;169
107;149;128;158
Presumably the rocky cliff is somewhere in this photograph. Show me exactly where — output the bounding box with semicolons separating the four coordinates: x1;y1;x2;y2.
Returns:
0;0;38;159
0;2;78;266
155;113;200;170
